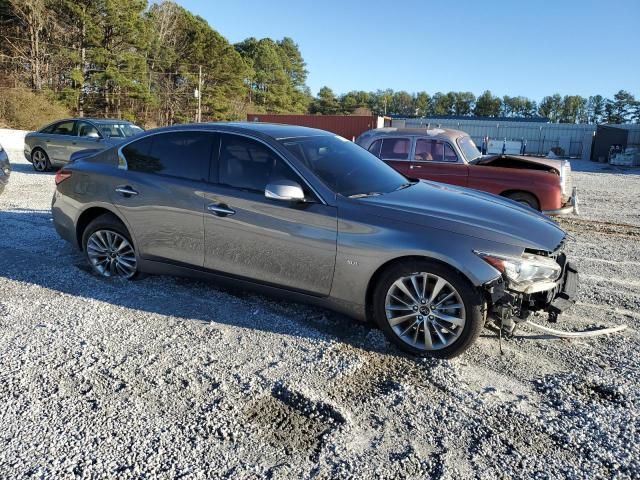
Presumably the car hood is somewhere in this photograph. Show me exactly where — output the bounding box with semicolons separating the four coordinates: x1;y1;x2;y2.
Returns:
473;154;563;173
358;181;565;251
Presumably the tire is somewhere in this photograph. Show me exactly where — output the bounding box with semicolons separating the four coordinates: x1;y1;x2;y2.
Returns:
81;213;140;279
372;260;484;359
504;191;540;211
31;148;51;172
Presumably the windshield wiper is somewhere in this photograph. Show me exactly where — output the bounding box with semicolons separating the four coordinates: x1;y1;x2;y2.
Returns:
348;192;384;198
394;181;416;191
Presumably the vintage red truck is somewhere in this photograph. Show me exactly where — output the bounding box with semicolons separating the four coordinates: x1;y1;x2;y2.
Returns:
356;128;578;215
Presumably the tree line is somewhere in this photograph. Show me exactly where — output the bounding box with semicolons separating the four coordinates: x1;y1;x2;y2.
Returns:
311;87;640;124
0;0;638;128
0;0;309;126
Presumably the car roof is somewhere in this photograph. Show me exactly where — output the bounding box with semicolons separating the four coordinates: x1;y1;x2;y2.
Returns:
50;118;134;124
145;122;335;140
359;127;468;140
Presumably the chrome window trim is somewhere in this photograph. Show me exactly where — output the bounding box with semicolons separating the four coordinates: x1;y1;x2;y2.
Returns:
117;128;328;205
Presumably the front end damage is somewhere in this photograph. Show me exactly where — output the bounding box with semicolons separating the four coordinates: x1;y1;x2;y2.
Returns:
480;248;579;334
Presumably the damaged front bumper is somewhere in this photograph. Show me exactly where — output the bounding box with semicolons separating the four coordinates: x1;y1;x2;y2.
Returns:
543;186;579;216
485;252;579;328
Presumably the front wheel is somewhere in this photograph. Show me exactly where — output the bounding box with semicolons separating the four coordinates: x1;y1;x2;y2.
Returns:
372;260;484;358
504;191;540;211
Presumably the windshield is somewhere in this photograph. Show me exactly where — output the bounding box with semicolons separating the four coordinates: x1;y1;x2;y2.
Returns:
96;122;144;138
457;135;482;163
279;135;410;197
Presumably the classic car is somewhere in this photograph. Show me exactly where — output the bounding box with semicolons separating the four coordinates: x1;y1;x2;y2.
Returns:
24;118;144;172
356;128;578;215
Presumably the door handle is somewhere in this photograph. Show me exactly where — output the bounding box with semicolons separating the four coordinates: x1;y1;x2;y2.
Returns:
207;203;235;217
410;164;422;169
115;186;138;197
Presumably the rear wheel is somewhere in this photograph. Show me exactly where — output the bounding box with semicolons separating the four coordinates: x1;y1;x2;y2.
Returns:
82;214;138;279
32;149;51;172
372;260;484;358
504;191;540;210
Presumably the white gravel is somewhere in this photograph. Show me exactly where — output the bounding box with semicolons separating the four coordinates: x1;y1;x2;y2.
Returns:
0;129;638;479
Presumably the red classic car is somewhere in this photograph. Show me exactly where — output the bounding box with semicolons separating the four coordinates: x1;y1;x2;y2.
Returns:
356;128;578;215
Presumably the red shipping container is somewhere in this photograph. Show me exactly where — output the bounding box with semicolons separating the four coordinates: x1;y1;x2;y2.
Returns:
245;114;389;141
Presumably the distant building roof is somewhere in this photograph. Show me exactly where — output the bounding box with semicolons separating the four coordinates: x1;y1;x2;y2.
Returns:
391;115;550;123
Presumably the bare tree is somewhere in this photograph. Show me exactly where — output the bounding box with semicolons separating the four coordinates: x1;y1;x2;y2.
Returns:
7;0;48;90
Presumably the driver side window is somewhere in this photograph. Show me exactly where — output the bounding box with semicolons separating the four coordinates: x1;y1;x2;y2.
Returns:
415;139;459;163
218;134;303;194
77;122;100;138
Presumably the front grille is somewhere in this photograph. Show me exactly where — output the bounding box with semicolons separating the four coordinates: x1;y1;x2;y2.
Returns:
548;235;566;262
561;162;573;200
553;235;566;254
523;234;567;262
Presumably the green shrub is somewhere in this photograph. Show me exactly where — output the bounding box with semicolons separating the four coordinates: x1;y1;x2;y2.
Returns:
0;88;71;131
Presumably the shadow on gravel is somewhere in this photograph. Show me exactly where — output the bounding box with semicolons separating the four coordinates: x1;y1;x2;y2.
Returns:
8;162;58;175
0;209;396;355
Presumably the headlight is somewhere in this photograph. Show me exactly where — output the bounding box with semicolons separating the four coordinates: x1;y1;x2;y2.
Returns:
559;161;566;195
475;251;561;291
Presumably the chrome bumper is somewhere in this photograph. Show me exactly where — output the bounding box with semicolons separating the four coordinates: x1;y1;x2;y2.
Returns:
543;187;579;216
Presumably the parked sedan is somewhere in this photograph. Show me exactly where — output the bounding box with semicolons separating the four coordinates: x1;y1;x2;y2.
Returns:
51;123;578;358
357;128;578;215
0;142;10;194
24;118;143;172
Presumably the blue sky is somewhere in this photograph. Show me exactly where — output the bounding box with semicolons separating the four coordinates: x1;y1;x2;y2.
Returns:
176;0;640;100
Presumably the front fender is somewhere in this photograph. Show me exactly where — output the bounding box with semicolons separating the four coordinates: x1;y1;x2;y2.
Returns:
330;201;521;315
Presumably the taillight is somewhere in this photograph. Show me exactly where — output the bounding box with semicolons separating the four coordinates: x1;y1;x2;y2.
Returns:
55;170;72;185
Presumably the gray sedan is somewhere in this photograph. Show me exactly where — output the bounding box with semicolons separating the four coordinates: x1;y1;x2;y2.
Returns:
24;118;143;172
51;123;578;358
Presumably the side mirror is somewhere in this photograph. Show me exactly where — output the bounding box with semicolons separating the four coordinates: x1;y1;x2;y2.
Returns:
265;179;305;202
102;129;111;139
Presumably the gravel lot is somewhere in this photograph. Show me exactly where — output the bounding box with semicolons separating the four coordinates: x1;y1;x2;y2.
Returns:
0;129;638;479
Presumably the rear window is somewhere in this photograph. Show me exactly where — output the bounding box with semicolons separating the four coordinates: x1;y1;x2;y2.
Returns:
98;122;144;138
380;138;410;160
121;132;212;181
51;121;76;136
367;139;382;157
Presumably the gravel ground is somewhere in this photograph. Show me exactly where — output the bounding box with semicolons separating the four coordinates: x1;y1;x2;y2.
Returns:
0;130;638;479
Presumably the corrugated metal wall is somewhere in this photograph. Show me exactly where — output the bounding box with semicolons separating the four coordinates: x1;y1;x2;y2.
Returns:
394;117;597;157
615;124;640;148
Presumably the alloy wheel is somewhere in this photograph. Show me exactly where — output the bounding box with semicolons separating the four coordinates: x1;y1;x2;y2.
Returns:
384;272;466;351
32;150;48;171
86;229;137;278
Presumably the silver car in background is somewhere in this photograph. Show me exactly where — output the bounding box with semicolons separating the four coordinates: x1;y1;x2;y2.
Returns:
24;118;144;172
51;123;578;358
0;142;10;194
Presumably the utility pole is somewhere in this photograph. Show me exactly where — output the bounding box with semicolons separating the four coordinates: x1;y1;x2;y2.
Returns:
196;65;202;123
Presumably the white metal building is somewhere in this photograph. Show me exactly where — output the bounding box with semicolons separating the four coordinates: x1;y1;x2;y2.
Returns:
392;117;597;158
